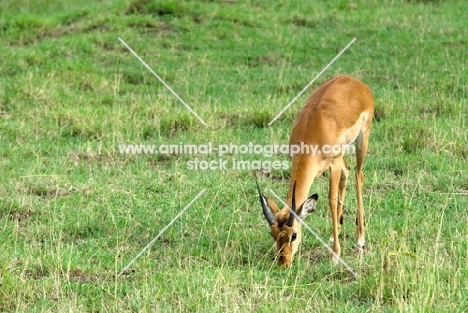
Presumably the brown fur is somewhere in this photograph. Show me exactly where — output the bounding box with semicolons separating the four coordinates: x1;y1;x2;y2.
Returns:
263;75;374;267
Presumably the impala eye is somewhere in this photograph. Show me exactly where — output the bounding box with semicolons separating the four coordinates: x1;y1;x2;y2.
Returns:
291;233;297;242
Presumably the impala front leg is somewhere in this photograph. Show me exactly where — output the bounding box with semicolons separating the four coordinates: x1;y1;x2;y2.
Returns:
329;158;343;264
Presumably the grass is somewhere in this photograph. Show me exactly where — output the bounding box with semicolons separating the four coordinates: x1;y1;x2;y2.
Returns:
0;0;467;311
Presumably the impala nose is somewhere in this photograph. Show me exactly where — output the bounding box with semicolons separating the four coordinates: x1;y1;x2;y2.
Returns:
278;254;292;268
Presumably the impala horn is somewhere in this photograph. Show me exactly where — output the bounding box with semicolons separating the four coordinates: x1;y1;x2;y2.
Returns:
286;182;297;227
256;181;276;225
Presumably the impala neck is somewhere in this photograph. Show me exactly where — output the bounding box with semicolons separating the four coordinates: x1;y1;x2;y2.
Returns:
284;155;318;211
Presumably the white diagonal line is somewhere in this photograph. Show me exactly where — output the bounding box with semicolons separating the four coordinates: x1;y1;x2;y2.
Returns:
117;189;206;277
267;188;357;277
268;38;356;126
118;37;207;126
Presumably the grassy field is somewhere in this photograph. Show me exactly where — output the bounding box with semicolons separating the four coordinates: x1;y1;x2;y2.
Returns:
1;0;467;311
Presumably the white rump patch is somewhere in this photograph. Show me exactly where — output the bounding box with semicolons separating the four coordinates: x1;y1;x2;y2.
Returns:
337;111;369;149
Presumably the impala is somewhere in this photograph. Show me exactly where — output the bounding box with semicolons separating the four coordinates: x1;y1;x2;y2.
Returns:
257;75;374;267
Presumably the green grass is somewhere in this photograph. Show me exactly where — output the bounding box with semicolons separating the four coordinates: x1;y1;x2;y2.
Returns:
1;0;467;311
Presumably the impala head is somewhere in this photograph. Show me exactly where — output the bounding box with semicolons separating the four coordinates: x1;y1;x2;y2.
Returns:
256;181;318;267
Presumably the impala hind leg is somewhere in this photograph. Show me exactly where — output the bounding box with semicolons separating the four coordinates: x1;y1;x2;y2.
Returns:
355;129;370;250
337;158;350;236
329;157;349;243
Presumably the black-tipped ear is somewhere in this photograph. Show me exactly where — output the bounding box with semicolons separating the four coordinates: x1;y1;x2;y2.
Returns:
297;193;318;219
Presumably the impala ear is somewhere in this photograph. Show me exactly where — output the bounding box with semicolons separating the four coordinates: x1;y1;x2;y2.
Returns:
297;194;318;219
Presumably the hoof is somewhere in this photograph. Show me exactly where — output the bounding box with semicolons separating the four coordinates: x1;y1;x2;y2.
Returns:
332;254;340;265
352;245;366;256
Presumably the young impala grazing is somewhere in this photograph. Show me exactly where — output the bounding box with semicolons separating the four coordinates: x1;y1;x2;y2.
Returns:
257;75;374;267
